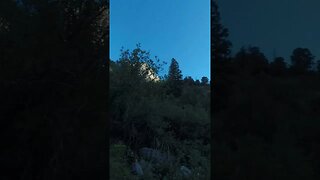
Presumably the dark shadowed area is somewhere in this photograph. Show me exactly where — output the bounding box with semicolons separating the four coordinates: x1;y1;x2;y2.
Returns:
1;0;108;179
213;0;320;179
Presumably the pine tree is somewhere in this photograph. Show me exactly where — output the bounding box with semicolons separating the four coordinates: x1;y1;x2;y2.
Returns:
168;58;182;81
211;0;232;112
167;58;183;97
212;0;232;63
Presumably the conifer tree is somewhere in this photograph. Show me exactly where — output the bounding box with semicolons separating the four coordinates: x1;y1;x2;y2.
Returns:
212;0;232;112
167;58;183;96
212;0;232;63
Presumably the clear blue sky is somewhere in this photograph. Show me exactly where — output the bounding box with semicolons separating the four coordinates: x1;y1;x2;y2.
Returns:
110;0;210;81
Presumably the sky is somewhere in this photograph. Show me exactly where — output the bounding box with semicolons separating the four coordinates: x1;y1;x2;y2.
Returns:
110;0;210;81
217;0;320;65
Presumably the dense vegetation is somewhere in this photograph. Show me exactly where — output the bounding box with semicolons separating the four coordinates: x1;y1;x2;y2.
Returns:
109;45;210;179
1;0;108;179
213;1;320;179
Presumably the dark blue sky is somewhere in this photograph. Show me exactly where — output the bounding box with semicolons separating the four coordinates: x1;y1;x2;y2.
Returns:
110;0;210;80
217;0;320;64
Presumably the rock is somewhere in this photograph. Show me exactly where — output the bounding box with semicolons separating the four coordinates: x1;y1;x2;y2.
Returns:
139;159;154;177
139;147;175;164
139;147;161;163
139;159;153;172
180;166;192;177
132;161;144;176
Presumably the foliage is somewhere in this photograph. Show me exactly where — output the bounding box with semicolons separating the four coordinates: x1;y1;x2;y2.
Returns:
110;46;210;179
211;0;232;63
270;57;287;76
167;58;183;97
110;144;132;179
290;48;315;74
234;46;268;75
183;76;195;86
201;76;209;85
317;60;320;73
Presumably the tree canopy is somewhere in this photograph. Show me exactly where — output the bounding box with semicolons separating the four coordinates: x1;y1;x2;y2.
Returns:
290;47;315;74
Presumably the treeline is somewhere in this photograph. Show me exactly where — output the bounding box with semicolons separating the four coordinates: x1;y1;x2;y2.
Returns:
109;45;210;179
213;1;320;179
216;45;319;78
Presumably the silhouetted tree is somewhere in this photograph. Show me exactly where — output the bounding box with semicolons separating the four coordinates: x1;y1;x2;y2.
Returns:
290;48;314;74
316;60;320;73
211;1;234;114
183;76;195;86
167;58;183;97
234;47;247;68
212;0;232;63
201;76;209;85
195;80;201;86
270;57;287;76
234;46;268;75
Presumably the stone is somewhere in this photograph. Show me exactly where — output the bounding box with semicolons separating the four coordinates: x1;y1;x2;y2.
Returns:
132;161;144;176
180;166;192;177
139;147;175;164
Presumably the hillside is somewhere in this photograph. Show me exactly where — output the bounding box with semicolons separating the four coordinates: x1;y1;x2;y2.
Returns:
109;47;210;179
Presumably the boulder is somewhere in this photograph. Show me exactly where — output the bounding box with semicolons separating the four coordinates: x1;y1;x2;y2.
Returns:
131;161;144;176
139;159;153;171
139;159;154;176
139;147;175;164
180;166;192;177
